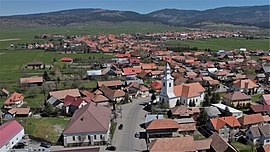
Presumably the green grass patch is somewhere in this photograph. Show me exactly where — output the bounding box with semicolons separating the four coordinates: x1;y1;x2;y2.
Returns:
251;94;262;103
110;121;117;140
167;38;269;51
7;117;70;144
231;141;256;152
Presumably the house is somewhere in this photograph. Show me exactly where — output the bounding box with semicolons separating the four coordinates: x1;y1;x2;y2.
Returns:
19;76;44;87
60;57;73;62
160;63;205;108
63;95;89;114
175;118;196;135
63;102;111;147
246;124;270;145
150;80;162;91
260;94;270;105
149;136;212;152
90;95;110;106
238;113;264;128
204;107;221;119
46;96;63;109
26;60;44;69
207;116;241;139
49;89;81;100
223;91;252;107
6;107;31;118
0;120;25;152
168;105;200;119
209;132;238;152
97;80;123;90
212;103;243;118
138;85;150;98
4;92;24;108
140;63;157;70
0;88;9;98
145;119;179;139
250;105;270;115
233;79;259;94
99;85;125;103
145;114;164;124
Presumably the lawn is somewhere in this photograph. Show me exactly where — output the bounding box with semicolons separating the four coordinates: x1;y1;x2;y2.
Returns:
5;117;70;144
251;94;262;103
166;38;269;51
231;141;256;152
0;22;186;49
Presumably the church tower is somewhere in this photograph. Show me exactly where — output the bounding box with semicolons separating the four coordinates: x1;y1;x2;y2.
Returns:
160;62;176;101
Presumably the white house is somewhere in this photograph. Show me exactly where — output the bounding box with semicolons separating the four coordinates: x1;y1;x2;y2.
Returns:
212;103;243;118
0;120;25;151
246;125;270;145
63;102;111;147
159;63;205;108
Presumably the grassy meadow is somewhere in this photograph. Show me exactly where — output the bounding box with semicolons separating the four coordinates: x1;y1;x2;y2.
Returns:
167;38;269;51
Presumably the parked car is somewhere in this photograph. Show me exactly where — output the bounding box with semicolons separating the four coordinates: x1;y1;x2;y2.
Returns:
118;124;123;130
105;146;116;151
40;141;51;148
13;143;25;149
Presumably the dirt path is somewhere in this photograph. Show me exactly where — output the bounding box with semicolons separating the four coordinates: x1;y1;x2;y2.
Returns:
0;38;21;42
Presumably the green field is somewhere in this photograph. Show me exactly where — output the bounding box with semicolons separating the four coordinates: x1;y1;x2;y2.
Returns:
0;22;186;49
13;117;69;144
167;38;270;51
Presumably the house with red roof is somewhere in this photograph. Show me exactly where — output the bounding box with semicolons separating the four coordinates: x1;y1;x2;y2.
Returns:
63;102;111;147
260;94;270;105
117;53;131;58
63;95;89;114
4;92;24;108
60;57;73;62
207;116;241;139
0;120;24;151
19;76;44;87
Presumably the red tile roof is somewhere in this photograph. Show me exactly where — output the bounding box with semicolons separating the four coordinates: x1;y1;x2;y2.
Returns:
49;89;81;100
146;119;179;130
4;92;24;105
63;102;111;134
210;116;241;130
238;114;264;126
174;82;205;98
150;81;162;90
20;76;43;84
60;57;73;62
0;120;24;148
97;80;122;87
223;91;251;101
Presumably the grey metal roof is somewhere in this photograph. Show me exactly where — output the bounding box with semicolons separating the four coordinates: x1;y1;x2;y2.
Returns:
204;106;221;117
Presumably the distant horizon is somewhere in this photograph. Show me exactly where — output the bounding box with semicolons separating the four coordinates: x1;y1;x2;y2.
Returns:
0;0;268;16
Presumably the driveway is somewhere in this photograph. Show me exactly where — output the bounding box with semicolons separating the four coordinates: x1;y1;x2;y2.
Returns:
111;97;150;152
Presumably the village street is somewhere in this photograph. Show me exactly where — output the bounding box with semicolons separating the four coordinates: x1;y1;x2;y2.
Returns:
111;97;150;152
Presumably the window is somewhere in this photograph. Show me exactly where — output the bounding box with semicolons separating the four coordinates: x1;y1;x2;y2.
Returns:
78;136;81;141
94;135;96;140
163;83;165;87
100;135;103;139
88;135;91;140
72;136;75;141
169;83;171;87
266;140;270;143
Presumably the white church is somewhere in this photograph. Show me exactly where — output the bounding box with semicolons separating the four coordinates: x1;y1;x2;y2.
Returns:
159;63;206;108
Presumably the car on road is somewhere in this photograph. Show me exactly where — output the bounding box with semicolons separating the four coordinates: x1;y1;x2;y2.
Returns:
118;124;123;130
40;141;51;148
105;146;116;151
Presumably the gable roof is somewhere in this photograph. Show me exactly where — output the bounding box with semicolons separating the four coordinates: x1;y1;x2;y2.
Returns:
209;133;237;152
170;105;200;116
250;105;270;113
174;82;205;98
145;119;179;130
63;102;110;134
233;79;258;89
262;94;270;105
0;120;24;148
97;80;122;87
20;76;43;84
149;136;212;152
210;116;241;130
249;125;270;138
8;107;30;115
4;92;24;105
223;91;251;101
49;89;81;100
238;113;264;126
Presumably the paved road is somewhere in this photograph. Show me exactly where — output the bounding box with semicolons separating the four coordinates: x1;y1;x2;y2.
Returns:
112;97;150;152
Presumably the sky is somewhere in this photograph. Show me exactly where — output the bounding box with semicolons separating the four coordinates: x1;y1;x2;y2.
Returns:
0;0;268;16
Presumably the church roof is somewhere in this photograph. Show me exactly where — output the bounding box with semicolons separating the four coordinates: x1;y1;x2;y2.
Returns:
174;82;205;98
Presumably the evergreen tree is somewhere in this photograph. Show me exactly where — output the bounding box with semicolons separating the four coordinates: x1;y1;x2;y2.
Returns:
151;93;156;101
198;109;208;126
223;106;231;116
203;93;210;107
43;71;50;81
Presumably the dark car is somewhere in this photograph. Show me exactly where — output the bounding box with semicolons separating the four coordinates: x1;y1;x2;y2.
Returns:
40;141;51;148
105;146;116;151
118;124;123;130
13;143;25;149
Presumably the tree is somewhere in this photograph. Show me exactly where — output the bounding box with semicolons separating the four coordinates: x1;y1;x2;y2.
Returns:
223;106;231;116
203;93;210;107
159;100;169;109
210;93;219;104
198;109;208;126
26;87;39;98
43;71;50;81
42;103;55;117
151;93;156;101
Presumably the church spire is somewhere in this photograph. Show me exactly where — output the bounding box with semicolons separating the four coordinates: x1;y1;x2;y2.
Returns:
165;62;171;75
